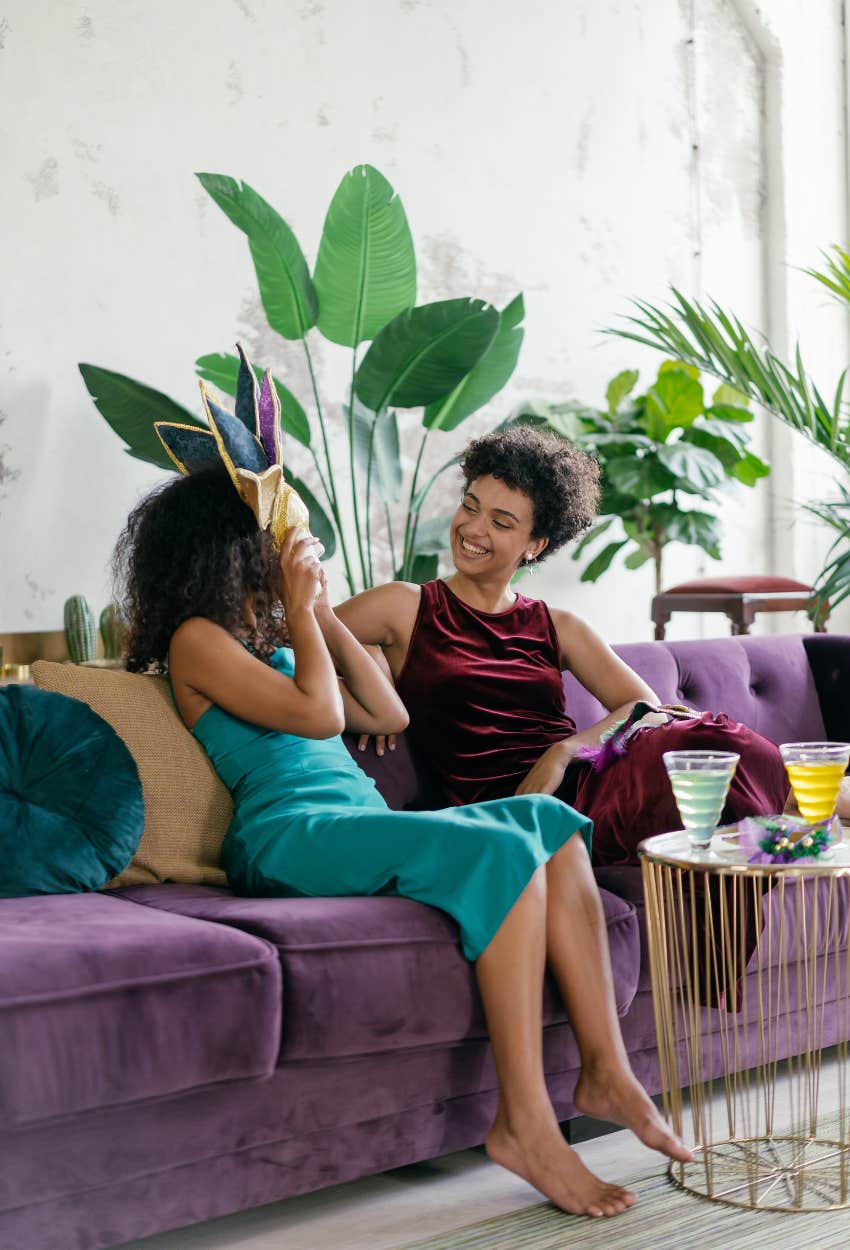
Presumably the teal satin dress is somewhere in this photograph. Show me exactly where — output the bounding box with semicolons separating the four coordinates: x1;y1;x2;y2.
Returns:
192;647;591;961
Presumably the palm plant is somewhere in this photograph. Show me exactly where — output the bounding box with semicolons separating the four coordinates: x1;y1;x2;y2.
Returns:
606;245;850;622
79;165;525;594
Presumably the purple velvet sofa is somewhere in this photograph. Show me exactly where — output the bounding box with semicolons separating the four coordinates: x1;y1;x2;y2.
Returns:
3;633;848;1250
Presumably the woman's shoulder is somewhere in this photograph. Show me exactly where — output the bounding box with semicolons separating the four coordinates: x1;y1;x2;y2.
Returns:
335;580;422;645
536;603;603;650
170;616;234;651
168;617;246;676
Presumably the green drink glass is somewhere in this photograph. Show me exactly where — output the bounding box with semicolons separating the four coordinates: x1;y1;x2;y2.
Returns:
663;750;740;851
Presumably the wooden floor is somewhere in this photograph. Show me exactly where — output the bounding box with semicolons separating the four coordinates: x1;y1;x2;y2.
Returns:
120;1051;848;1250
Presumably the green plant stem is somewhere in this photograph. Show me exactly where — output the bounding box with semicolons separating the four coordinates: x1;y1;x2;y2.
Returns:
384;501;397;575
364;411;381;589
402;431;429;579
348;349;368;590
302;338;356;595
307;446;335;518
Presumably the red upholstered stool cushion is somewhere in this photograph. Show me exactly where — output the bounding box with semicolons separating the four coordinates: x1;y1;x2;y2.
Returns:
662;576;813;595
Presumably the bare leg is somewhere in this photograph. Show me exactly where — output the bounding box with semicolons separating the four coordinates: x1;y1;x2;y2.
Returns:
544;836;691;1163
477;865;636;1216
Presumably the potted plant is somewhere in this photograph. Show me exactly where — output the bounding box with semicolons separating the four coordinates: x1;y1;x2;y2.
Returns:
606;252;850;623
79;165;525;594
515;360;770;593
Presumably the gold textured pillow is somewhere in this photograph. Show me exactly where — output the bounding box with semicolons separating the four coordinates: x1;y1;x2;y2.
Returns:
31;661;231;888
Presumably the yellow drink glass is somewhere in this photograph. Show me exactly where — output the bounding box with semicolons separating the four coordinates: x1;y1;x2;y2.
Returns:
779;742;850;825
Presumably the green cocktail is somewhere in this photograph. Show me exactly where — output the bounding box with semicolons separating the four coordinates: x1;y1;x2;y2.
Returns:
663;750;740;850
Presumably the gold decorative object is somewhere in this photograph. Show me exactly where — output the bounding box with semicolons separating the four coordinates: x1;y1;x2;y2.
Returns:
641;829;850;1211
2;663;31;681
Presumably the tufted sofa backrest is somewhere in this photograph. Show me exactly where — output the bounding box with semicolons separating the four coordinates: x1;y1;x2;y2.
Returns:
349;632;839;811
563;634;826;745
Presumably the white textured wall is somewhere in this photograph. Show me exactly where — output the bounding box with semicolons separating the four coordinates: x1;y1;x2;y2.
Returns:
1;0;848;639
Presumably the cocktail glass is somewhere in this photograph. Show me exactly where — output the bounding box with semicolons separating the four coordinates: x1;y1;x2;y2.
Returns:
779;742;850;828
663;750;740;851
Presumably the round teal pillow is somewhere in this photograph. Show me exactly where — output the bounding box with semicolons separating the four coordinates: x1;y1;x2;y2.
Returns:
0;684;144;897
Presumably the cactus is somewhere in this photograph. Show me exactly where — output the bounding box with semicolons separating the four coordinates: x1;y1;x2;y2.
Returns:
99;603;124;660
64;595;98;663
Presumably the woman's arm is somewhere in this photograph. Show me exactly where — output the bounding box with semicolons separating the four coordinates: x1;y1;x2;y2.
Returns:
333;582;421;680
315;578;409;736
515;608;662;796
169;531;344;739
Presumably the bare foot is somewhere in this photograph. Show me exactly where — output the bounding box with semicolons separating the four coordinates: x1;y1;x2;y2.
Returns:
486;1110;637;1218
574;1066;693;1164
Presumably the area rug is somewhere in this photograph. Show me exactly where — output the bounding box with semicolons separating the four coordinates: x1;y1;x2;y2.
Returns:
397;1142;850;1249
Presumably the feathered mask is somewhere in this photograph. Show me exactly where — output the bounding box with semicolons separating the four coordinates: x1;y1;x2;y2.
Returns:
154;344;312;549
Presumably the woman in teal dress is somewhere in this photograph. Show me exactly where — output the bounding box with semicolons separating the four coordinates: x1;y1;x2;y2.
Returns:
115;464;690;1219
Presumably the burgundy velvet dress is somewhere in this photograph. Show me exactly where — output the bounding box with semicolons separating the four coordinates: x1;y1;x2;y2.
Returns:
396;580;788;865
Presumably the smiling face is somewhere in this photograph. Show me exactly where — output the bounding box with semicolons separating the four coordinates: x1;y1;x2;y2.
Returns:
449;474;549;580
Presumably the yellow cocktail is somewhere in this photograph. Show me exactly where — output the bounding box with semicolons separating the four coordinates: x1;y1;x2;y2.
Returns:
779;742;850;825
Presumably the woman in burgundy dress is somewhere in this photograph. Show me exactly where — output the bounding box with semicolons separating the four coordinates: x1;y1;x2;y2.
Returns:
336;425;790;866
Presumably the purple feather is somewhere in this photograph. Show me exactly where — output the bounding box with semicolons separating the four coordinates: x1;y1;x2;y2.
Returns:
574;735;630;773
234;342;260;437
258;371;279;465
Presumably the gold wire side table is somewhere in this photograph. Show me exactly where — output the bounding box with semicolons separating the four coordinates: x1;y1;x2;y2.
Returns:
640;829;850;1211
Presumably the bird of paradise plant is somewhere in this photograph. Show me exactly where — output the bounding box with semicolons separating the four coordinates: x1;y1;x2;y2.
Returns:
79;164;525;595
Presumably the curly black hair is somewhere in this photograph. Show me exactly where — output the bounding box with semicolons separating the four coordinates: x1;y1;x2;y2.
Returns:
113;465;285;673
459;425;600;561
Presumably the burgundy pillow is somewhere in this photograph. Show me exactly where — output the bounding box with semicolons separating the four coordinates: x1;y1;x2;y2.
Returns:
662;576;812;595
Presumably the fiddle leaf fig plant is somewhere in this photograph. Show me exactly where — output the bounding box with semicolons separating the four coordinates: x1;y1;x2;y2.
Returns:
518;360;770;593
79;164;524;594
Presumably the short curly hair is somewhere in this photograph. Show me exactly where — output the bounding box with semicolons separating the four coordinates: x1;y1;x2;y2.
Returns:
113;465;286;673
459;425;600;561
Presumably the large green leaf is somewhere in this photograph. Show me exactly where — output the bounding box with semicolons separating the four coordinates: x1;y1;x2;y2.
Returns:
681;424;746;473
195;353;312;447
350;399;402;503
623;546;653;570
712;382;751;408
283;470;336;559
644;369;704;440
79;364;203;471
659;359;700;381
505;403;589;442
730;449;771;486
570;517;616;560
313;165;416;347
606;369;640;414
650;503;721;558
397;555;442;582
706;402;753;424
354;298;499;412
423;294;525;431
605;455;677;499
196;173;317;340
656;442;726;492
579;539;628;582
579;432;656;454
410;514;453;555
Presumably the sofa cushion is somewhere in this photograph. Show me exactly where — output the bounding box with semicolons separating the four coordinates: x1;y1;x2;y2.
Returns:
0;686;144;897
116;882;640;1060
663;576;812;595
31;661;231;888
0;892;281;1128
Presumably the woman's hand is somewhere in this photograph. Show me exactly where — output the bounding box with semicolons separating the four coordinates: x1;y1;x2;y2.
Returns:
357;733;397;756
515;740;577;796
279;530;323;620
313;567;334;622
